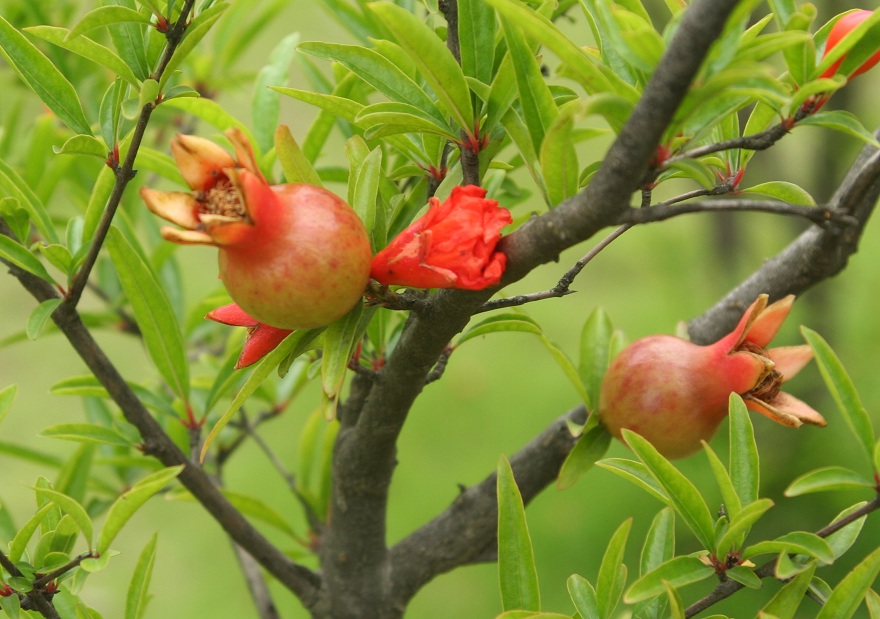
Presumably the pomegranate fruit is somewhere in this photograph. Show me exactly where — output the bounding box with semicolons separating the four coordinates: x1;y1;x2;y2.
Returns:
140;128;372;330
599;295;825;459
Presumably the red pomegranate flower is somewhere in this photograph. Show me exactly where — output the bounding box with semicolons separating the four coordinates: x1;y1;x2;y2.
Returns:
370;185;512;290
206;303;292;369
599;295;826;459
140;128;372;330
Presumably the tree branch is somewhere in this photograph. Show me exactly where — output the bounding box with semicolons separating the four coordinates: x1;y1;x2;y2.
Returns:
617;199;854;227
0;221;322;611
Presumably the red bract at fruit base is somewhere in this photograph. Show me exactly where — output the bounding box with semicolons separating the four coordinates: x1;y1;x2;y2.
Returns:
370;184;512;290
140;128;373;330
206;303;292;369
599;294;826;460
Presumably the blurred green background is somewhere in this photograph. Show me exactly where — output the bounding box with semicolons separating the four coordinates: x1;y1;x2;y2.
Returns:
2;0;880;617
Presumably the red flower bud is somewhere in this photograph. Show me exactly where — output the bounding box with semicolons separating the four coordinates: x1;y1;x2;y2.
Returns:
599;295;826;459
206;303;292;369
820;10;880;78
370;185;512;290
140;129;372;330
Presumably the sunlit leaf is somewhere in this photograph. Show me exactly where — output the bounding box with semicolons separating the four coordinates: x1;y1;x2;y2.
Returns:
625;556;714;603
744;531;834;564
566;574;599;619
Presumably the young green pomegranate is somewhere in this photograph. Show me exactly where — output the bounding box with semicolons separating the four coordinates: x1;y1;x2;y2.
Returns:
599;295;825;459
140;128;372;330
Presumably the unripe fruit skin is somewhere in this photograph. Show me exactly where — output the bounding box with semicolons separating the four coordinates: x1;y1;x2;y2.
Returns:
599;335;759;460
822;10;880;78
218;182;372;330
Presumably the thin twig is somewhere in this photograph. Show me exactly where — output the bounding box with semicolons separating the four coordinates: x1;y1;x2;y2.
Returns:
64;0;197;308
617;200;852;227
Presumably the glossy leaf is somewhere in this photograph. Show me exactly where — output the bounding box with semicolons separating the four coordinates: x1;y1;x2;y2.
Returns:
715;498;773;558
67;6;153;39
497;456;540;612
703;441;742;520
458;0;496;84
159;3;228;90
623;430;716;550
275;124;322;186
458;313;542;344
641;507;676;578
106;227;190;403
566;574;599;619
126;533;158;619
801;327;875;461
24;26;140;88
26;299;61;341
0;235;55;284
759;562;815;619
369;3;475;135
53;135;108;160
98;466;183;554
42;423;133;447
625;556;714;603
322;304;373;420
784;466;874;496
741;181;816;205
557;416;611;490
0;15;92;135
8;502;53;562
727;565;762;589
825;502;869;561
744;531;834;564
540;102;578;207
728;393;759;508
596;458;669;503
597;518;631;617
34;488;93;548
578;307;614;411
799;110;880;148
348;142;383;246
817;545;880;619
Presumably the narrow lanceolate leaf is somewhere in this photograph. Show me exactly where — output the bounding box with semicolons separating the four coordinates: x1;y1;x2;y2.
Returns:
24;26;141;88
556;416;611;490
201;328;323;461
159;3;229;91
623;430;716;550
34;488;93;548
801;327;875;462
0;384;16;426
703;442;742;519
784;466;874;496
322;304;373;420
540;102;578;207
816;545;880;619
53;135;108;160
596;458;669;503
497;456;540;612
760;563;816;619
625;556;715;603
0;235;55;284
0;16;92;135
368;3;475;136
106;227;190;403
741;181;816;205
275;124;321;186
26;299;62;340
799;110;880;148
0;158;58;244
458;0;496;84
579;307;615;411
126;533;158;619
825;502;869;561
597;519;632;617
728;394;759;507
714;498;774;557
98;466;184;554
567;575;599;619
252;33;299;153
42;423;133;447
744;531;834;564
67;6;153;39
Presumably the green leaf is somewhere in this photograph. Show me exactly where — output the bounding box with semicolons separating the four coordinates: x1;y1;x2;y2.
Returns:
98;466;183;554
714;498;773;557
744;531;834;564
703;442;742;520
497;456;540;611
159;3;229;91
348;142;383;246
597;519;631;617
53;135;108;160
726;565;762;588
596;458;669;503
623;430;716;550
201;329;323;460
825;502;869;561
0;15;92;135
499;11;558;155
357;102;457;141
24;26;141;88
741;181;816;205
567;574;599;619
67;6;153;39
275;124;321;186
26;299;61;341
728;393;759;508
8;502;53;562
578;307;614;411
0;384;16;426
540;102;578;207
0;158;58;244
0;234;55;284
33;488;93;548
538;334;589;403
801;327;875;462
867;589;880;619
125;533;158;619
784;466;874;496
641;507;676;578
322;304;373;420
817;545;880;619
252;33;298;153
458;0;496;84
162;96;254;144
42;423;133;447
798;110;880;148
106;227;189;403
760;562;815;619
368;2;475;135
39;244;72;277
458;313;542;344
297;41;442;120
556;416;611;490
625;556;715;603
